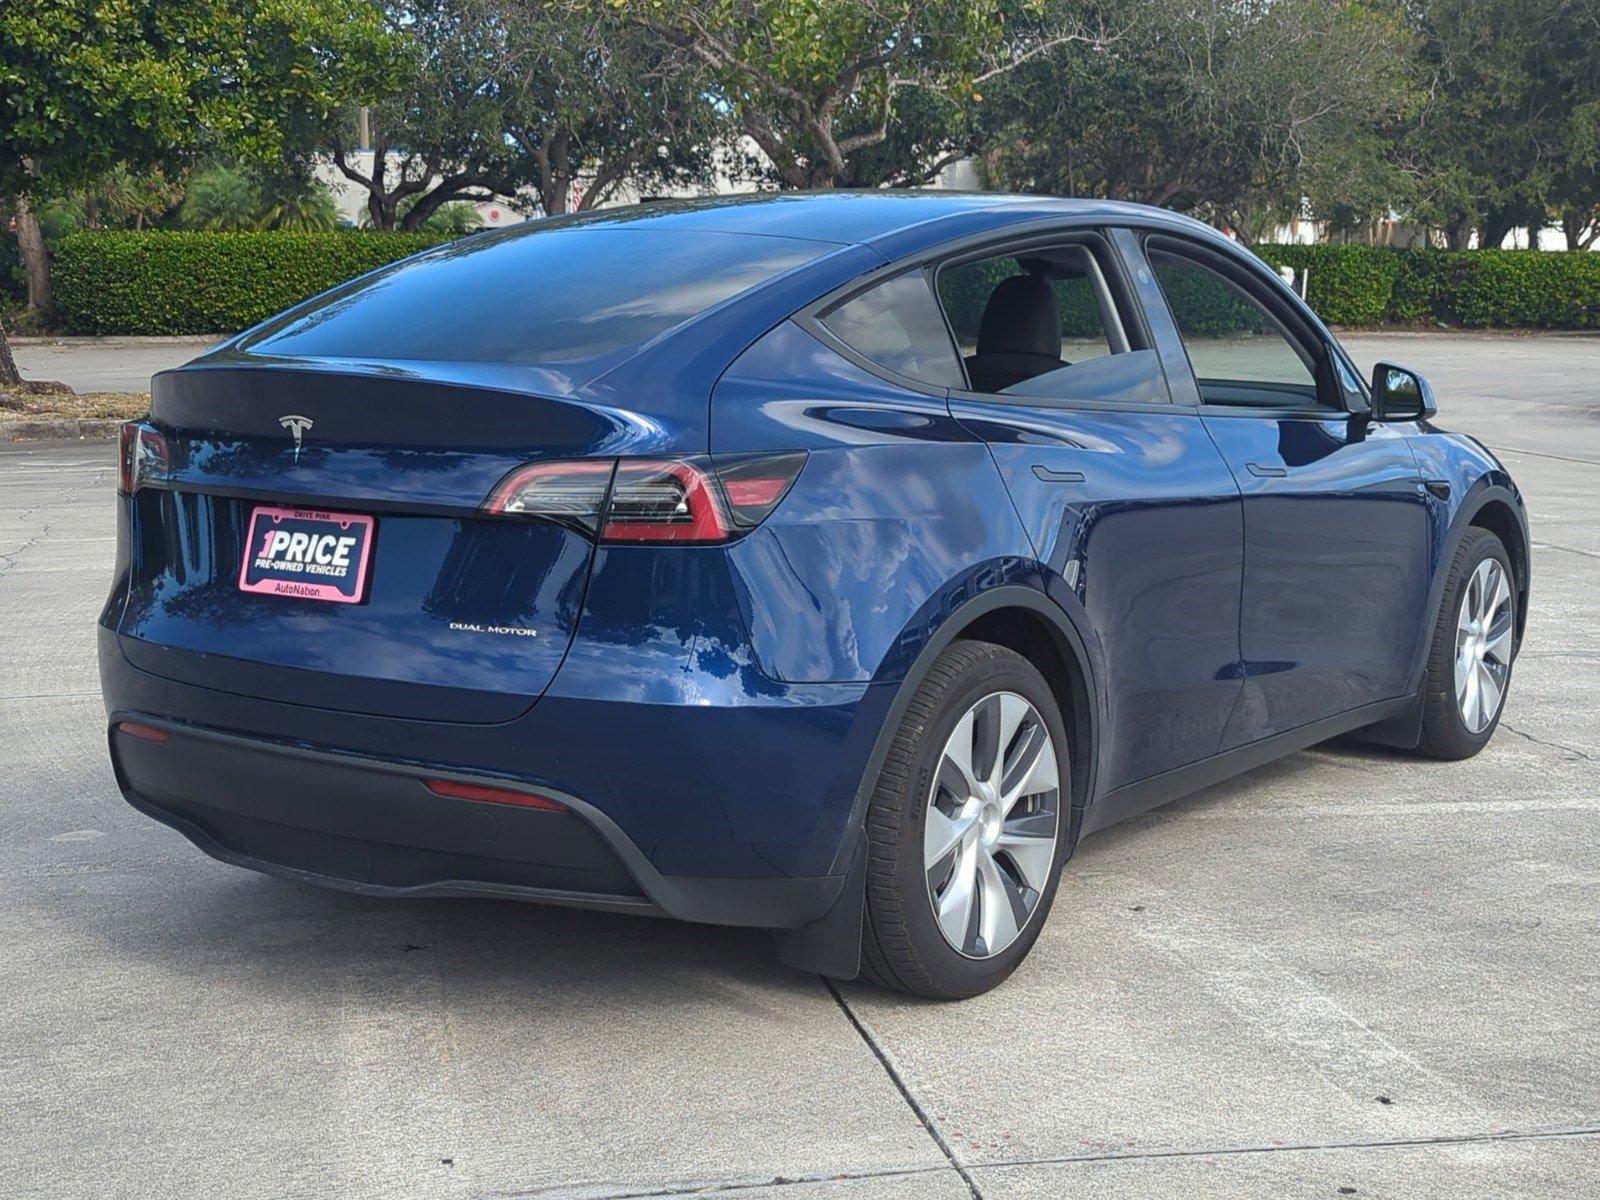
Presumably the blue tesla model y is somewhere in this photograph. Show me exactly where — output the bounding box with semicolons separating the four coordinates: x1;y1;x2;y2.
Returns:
100;193;1529;997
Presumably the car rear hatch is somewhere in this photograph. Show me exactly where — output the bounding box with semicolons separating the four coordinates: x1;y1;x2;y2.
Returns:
113;220;842;724
116;362;635;724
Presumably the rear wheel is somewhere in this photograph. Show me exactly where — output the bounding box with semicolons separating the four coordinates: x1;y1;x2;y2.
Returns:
860;640;1070;999
1417;527;1516;760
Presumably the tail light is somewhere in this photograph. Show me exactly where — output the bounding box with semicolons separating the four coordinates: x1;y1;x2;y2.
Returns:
711;452;808;530
603;458;731;543
115;720;171;744
483;459;615;537
118;421;169;494
424;778;567;811
482;452;805;544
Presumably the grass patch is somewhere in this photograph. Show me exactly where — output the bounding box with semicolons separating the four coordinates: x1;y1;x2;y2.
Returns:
0;390;151;420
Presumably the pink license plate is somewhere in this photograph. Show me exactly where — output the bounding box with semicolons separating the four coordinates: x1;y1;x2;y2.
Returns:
238;506;375;604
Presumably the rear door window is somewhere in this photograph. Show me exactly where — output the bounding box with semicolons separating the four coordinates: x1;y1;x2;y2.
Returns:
932;240;1163;404
938;254;1120;370
818;272;965;388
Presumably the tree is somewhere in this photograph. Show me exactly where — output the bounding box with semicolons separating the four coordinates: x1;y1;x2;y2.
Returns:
0;0;397;386
1554;98;1600;249
982;0;1413;242
329;0;525;231
832;85;981;189
255;172;343;232
338;2;722;225
483;1;722;215
611;0;1111;190
1399;0;1600;249
176;163;341;231
1532;7;1600;249
179;166;267;232
81;166;186;231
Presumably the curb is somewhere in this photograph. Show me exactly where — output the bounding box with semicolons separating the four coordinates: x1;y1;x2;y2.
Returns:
10;334;230;346
2;418;123;442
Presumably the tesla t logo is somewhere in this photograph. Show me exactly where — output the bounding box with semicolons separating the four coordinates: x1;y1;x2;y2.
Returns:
279;414;314;462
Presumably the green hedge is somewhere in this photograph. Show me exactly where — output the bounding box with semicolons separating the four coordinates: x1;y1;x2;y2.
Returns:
1257;244;1600;329
46;230;1600;336
926;242;1597;334
54;230;450;335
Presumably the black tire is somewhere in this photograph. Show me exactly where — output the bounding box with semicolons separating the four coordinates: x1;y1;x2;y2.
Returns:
859;640;1071;999
1416;527;1516;760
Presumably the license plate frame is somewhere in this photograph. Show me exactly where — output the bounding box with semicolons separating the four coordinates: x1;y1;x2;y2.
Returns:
237;505;375;605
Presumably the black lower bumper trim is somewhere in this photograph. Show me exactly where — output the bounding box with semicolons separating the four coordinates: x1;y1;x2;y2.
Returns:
108;714;851;929
113;720;649;902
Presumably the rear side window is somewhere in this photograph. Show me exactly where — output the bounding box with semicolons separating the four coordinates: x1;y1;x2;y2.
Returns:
239;226;828;367
819;272;965;388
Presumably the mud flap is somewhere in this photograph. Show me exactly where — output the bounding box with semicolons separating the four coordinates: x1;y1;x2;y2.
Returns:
772;833;866;980
1352;691;1424;750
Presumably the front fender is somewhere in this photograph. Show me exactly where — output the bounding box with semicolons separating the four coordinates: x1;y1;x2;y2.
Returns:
1406;430;1529;696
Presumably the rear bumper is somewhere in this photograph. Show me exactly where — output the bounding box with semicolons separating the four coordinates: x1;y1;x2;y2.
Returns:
109;714;855;928
100;619;889;928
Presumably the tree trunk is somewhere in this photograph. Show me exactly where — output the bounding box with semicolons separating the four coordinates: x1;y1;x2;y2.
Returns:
366;192;395;231
401;182;470;231
14;193;54;319
1446;218;1473;251
399;189;442;231
0;321;21;388
547;131;572;215
1561;210;1599;251
1479;212;1515;250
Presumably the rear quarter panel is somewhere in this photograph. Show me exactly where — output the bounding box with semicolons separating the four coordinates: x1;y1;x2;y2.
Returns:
710;319;1040;685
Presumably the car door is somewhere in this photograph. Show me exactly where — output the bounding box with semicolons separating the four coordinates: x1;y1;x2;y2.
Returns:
934;230;1245;793
1128;232;1432;747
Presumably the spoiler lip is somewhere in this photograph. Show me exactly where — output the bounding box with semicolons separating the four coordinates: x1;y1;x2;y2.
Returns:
147;358;699;458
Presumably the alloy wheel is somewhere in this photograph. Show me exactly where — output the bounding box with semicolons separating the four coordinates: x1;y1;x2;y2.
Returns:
923;691;1060;959
1454;558;1513;734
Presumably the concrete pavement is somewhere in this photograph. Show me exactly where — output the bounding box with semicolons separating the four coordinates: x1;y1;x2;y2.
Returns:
10;336;218;394
1;334;1596;1198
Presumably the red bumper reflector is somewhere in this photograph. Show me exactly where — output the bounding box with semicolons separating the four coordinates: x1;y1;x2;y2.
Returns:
424;778;567;811
116;721;171;744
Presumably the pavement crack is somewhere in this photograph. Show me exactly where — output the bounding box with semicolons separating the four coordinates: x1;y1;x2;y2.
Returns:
822;977;985;1200
1496;445;1600;468
0;518;50;576
487;1162;958;1199
1531;539;1600;563
483;1123;1600;1198
1500;721;1593;762
964;1120;1600;1174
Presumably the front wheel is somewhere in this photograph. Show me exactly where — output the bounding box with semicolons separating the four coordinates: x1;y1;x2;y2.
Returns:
860;640;1070;999
1417;527;1517;760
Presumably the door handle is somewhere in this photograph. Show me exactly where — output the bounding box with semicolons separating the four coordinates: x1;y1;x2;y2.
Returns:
1245;462;1288;478
1032;465;1086;483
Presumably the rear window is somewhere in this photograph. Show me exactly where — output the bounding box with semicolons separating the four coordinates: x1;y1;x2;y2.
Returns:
239;226;828;366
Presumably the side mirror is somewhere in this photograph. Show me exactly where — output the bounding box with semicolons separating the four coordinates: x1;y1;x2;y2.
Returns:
1370;361;1437;421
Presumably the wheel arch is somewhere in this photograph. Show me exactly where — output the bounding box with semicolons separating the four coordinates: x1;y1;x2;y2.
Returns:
1382;480;1530;740
1464;493;1530;649
827;584;1101;877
